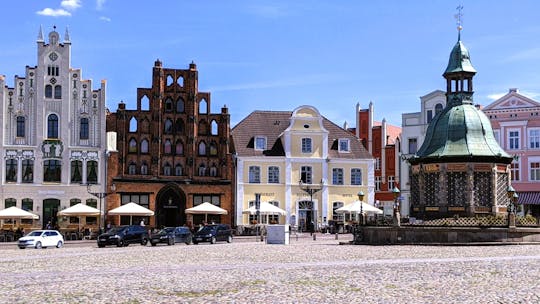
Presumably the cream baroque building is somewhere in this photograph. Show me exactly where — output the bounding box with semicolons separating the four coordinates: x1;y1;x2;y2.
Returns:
232;106;374;231
0;27;107;228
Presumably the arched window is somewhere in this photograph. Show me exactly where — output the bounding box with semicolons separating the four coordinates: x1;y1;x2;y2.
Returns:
128;162;137;175
175;164;183;176
129;138;137;153
165;97;173;112
176;97;185;113
129;117;137;132
177;76;184;87
166;75;174;86
70;160;82;183
141;95;149;111
198;163;206;176
209;141;218;156
80;118;89;139
176;118;184;133
47;114;59;138
211;120;218;135
164;139;172;154
175;141;184;155
45;85;52;98
435;103;443;115
141;162;148;175
164;119;173;134
198;141;206;156
54;85;62;99
199;98;207;114
163;162;172;176
16;116;25;137
141;139;149;154
87;160;98;184
44;159;61;182
209;165;217;177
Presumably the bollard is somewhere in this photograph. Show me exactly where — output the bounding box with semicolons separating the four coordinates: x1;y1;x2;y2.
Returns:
313;234;316;241
335;233;338;240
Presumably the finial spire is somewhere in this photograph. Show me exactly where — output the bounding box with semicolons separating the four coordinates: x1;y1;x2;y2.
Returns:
64;27;70;42
37;25;44;42
455;5;463;40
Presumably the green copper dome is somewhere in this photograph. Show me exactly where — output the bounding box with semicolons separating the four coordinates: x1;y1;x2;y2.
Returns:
443;39;477;75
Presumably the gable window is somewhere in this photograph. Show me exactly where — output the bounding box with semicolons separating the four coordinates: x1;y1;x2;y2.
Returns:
301;138;312;153
511;161;520;181
375;176;381;191
22;159;34;183
338;139;350;152
408;138;417;154
351;168;362;185
6;159;17;182
332;168;344;185
47;114;59;139
268;166;279;184
530;129;540;149
70;160;82;183
300;166;312;184
43;160;61;182
508;130;520;150
255;136;266;150
249;166;261;183
531;162;540;181
16;116;25;137
80;118;89;139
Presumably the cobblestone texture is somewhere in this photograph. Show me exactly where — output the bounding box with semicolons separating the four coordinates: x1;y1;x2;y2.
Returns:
1;234;540;303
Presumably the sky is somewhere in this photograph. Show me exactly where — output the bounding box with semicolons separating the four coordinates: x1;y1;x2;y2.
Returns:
1;1;540;127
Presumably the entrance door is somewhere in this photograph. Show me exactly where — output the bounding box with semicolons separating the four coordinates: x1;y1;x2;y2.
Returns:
43;199;60;229
298;200;314;232
156;187;185;228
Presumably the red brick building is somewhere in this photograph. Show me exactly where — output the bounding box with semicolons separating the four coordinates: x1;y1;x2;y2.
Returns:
351;102;401;214
106;60;234;228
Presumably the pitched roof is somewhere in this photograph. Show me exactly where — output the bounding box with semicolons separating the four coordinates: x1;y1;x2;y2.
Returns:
232;110;372;159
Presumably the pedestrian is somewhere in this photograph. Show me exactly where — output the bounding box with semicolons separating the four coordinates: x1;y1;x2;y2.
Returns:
140;219;145;227
46;221;52;230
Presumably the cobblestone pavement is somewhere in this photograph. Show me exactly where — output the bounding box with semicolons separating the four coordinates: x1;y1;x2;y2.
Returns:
1;234;540;303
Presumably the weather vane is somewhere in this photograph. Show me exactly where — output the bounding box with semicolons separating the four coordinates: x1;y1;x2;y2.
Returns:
455;5;463;32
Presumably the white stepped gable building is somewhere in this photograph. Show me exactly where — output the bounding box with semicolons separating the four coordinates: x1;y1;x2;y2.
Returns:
0;27;107;228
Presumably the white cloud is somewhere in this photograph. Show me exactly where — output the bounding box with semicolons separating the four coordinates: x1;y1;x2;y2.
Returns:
61;0;82;11
100;16;111;22
36;8;72;17
97;0;106;10
487;93;506;100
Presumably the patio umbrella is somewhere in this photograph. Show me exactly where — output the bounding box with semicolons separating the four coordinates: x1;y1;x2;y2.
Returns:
58;203;103;231
243;202;287;224
335;200;383;215
185;202;228;223
0;206;39;228
108;202;154;225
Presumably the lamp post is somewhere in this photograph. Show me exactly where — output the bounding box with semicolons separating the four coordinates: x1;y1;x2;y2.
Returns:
392;186;400;227
87;183;116;233
299;180;323;232
506;185;517;228
357;191;365;226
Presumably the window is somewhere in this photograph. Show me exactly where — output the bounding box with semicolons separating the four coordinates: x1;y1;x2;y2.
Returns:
332;168;344;185
211;120;218;135
141;139;149;154
531;162;540;181
16;116;25;137
176;98;185;113
300;166;312;184
375;176;381;191
165;98;173;111
375;158;381;171
6;159;17;182
388;176;395;190
5;198;16;208
47;114;59;139
249;166;261;183
175;164;183;176
164;119;173;134
199;98;207;114
129;117;137;132
45;85;52;98
128;162;137;175
351;168;362;185
163;163;171;176
87;160;98;184
338;139;350;152
332;202;344;221
268;166;279;183
408;138;417;154
268;201;280;223
71;160;82;183
209;142;218;156
22;199;33;211
164;139;172;154
193;195;221;207
54;85;61;99
255;136;266;150
44;160;61;182
198;164;206;176
530;129;540;149
511;161;520;181
509;130;520;150
22;159;33;183
141;162;148;175
427;110;433;123
175;141;184;155
176;119;184;133
80;118;89;139
209;165;217;177
435;103;443;115
128;138;137;153
121;194;150;209
198;141;206;155
301;138;312;153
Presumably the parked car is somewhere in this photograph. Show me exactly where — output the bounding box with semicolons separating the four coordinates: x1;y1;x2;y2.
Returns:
150;227;192;246
97;225;149;247
18;230;64;249
193;224;233;244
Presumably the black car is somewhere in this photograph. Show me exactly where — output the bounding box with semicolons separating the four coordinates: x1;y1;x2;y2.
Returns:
193;224;233;244
150;227;192;246
97;225;149;247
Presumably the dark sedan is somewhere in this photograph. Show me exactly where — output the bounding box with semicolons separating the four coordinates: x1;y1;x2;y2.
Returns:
150;227;192;246
193;224;233;244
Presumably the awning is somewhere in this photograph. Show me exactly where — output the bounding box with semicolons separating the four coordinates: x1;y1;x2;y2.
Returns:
518;192;540;205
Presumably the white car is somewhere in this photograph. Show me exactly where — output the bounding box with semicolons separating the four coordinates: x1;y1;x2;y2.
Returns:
18;230;64;249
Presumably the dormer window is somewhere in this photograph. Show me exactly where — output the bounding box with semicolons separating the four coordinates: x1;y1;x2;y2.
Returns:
338;139;350;152
301;138;312;153
254;136;267;151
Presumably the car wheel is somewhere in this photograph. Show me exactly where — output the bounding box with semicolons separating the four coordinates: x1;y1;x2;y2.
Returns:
227;235;233;243
35;241;42;249
56;241;63;248
210;236;216;244
185;236;192;245
141;238;148;246
98;244;105;248
117;240;124;247
193;240;198;245
19;247;25;249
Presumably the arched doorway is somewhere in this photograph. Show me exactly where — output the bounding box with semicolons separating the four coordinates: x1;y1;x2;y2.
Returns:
43;198;60;229
156;185;186;228
298;200;314;232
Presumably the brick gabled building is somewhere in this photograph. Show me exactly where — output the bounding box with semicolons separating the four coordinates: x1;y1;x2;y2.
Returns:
106;60;234;228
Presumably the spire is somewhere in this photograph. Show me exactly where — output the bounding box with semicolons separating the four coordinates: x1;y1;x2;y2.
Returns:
455;5;463;41
37;25;44;42
64;27;70;43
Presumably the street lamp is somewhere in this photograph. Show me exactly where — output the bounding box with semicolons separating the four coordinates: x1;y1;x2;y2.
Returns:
357;191;365;225
299;180;323;232
392;186;400;227
507;185;517;227
87;183;116;233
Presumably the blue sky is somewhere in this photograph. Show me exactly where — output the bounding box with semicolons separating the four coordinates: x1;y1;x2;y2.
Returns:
1;1;540;127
